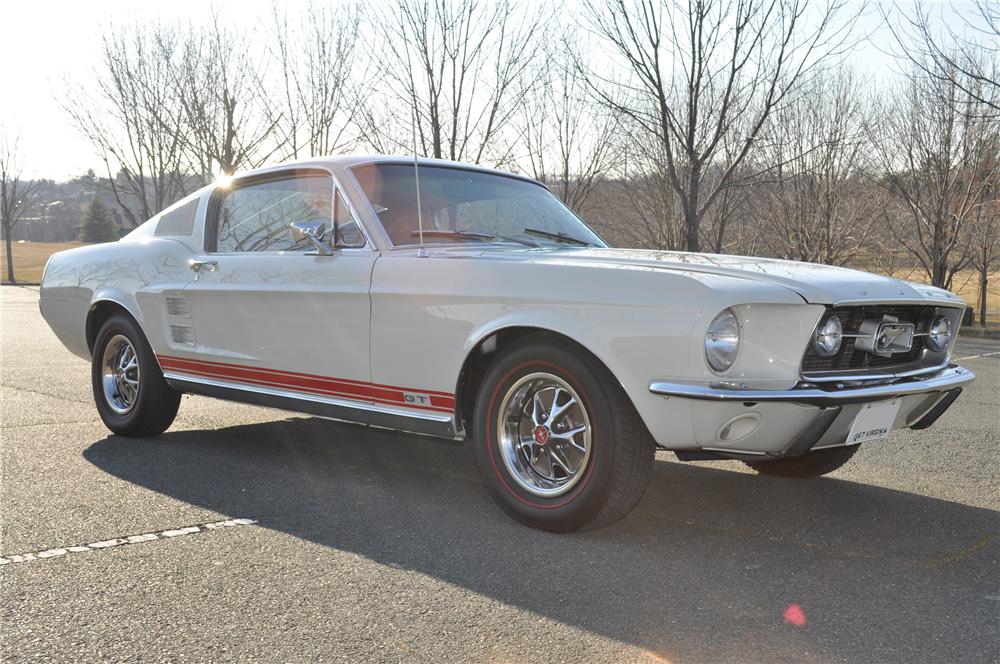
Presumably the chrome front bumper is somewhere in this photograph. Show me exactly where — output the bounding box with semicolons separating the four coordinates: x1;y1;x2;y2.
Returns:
649;365;975;407
648;365;975;458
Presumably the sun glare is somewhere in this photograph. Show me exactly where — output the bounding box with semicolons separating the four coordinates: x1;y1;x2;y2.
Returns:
213;169;233;188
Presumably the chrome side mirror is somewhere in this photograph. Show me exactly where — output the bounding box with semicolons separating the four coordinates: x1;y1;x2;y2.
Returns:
290;220;332;255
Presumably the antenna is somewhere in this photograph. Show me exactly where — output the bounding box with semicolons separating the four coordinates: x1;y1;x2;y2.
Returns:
412;107;427;257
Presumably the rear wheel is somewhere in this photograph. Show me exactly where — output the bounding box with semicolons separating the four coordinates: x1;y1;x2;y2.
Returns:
91;312;180;436
472;338;655;532
743;445;859;478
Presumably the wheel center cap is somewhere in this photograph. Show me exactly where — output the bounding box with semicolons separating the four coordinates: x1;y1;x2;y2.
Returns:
533;426;550;446
115;370;124;380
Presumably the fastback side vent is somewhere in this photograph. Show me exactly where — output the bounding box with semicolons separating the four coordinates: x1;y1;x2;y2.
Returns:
170;325;195;346
166;297;191;317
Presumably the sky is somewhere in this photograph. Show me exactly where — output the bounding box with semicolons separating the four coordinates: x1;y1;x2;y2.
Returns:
1;0;279;179
0;0;977;181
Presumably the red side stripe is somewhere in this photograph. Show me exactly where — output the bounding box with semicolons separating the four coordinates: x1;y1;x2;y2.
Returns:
157;355;455;414
159;354;371;386
159;357;372;399
158;363;376;404
158;354;455;398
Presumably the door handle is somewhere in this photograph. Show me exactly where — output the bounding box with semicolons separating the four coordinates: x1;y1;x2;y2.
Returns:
188;259;219;273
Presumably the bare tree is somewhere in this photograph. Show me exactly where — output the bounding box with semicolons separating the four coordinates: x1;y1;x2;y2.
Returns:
583;0;859;252
358;0;545;165
175;13;285;177
756;67;884;265
966;153;1000;324
616;139;686;249
875;58;1000;289
271;1;364;158
517;34;620;211
0;134;40;283
64;25;189;227
885;0;1000;118
699;122;760;253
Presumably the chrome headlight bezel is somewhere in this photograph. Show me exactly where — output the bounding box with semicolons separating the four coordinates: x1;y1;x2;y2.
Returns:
812;315;843;358
926;314;953;352
705;308;741;373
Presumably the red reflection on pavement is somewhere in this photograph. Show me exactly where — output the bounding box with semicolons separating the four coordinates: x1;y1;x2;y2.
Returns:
784;603;807;627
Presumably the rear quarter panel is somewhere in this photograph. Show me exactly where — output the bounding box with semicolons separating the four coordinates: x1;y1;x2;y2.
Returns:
39;237;195;360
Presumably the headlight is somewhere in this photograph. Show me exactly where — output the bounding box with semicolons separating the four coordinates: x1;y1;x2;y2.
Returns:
813;315;843;357
927;315;953;352
705;309;740;373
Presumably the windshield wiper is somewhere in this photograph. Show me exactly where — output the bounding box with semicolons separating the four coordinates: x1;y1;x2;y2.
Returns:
410;229;542;247
410;229;495;241
522;227;591;246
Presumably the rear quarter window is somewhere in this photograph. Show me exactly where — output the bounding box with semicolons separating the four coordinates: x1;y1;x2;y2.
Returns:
154;198;200;237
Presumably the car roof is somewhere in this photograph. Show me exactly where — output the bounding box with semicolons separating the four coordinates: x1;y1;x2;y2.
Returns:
235;154;542;187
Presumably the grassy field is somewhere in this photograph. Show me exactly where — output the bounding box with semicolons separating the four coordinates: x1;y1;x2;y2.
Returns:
1;241;85;284
888;266;998;324
2;240;997;322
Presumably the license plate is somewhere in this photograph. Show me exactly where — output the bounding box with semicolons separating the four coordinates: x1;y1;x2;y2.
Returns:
846;399;901;445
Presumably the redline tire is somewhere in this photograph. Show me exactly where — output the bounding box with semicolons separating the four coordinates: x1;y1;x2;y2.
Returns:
743;444;860;478
91;313;180;437
472;338;654;532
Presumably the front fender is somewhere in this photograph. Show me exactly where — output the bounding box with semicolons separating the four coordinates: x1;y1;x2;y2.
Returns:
451;271;815;449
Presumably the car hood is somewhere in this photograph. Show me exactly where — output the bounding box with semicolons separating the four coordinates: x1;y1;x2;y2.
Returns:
501;247;966;307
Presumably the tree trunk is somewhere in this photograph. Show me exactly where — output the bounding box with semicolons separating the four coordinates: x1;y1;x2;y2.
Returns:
932;257;946;288
684;169;701;252
682;205;699;252
980;265;988;327
3;221;15;283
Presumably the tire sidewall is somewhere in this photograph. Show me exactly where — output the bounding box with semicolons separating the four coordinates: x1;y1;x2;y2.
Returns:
473;341;617;531
91;313;161;434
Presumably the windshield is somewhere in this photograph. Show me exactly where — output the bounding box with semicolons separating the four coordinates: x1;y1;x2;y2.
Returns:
349;163;607;248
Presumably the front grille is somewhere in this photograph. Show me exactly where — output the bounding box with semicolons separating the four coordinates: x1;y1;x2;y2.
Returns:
801;305;936;374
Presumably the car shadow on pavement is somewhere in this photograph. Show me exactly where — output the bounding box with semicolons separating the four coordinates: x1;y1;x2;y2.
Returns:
84;416;999;663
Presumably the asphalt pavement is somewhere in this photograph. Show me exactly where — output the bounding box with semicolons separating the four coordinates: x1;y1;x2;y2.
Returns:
1;285;998;663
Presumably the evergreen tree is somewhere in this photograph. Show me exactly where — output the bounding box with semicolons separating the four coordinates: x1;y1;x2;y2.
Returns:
78;197;118;243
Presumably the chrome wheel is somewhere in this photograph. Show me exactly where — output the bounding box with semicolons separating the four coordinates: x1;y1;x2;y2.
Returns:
101;334;140;415
496;372;592;497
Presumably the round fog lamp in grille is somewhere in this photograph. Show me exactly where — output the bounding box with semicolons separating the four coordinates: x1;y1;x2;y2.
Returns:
927;315;953;351
813;315;843;357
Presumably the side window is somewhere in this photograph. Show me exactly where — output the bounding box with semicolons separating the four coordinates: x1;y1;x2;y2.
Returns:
334;189;366;247
215;173;332;253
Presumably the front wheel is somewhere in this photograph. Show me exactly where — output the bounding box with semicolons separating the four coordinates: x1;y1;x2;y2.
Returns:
743;444;859;478
91;312;181;436
472;338;655;532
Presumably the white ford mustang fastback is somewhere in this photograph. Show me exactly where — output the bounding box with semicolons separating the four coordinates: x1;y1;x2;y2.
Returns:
40;155;975;531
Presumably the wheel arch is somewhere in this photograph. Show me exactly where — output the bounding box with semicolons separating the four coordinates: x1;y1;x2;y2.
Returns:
85;294;145;356
452;324;636;439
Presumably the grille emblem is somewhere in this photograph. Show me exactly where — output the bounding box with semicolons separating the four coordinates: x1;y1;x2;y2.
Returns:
855;316;914;357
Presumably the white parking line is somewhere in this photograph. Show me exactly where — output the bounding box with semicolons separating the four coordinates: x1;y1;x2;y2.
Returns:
0;518;257;566
954;351;1000;361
